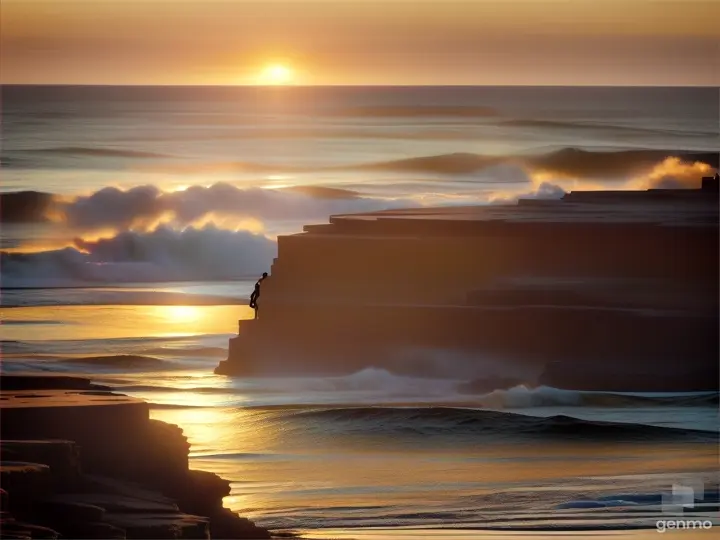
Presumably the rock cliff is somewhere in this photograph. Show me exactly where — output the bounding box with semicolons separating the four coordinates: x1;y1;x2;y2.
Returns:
0;375;270;539
217;178;719;391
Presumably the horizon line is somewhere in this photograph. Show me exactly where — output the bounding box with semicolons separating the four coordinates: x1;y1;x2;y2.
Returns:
1;83;718;89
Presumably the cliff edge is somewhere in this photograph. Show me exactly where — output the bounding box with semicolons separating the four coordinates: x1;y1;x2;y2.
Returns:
217;177;719;392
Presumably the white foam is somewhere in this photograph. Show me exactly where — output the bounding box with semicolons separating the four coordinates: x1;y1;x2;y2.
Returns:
479;385;585;408
1;225;277;287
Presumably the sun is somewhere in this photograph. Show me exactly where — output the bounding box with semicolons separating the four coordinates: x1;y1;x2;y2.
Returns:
259;63;294;85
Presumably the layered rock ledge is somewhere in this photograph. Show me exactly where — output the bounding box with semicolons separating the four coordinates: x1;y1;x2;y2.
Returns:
217;177;719;391
0;374;270;539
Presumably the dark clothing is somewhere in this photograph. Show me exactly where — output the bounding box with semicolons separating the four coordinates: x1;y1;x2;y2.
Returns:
250;275;267;319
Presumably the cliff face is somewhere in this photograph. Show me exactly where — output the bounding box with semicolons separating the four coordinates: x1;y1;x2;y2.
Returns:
217;180;719;391
0;375;270;540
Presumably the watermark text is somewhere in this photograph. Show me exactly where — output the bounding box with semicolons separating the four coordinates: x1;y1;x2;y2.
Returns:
656;520;713;533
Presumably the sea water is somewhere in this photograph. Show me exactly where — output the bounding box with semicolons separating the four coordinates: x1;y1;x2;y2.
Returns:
1;85;718;534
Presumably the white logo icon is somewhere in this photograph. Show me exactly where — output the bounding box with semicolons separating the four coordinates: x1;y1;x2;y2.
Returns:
661;478;705;515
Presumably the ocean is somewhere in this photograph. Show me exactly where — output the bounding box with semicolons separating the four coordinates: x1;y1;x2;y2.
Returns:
1;85;718;536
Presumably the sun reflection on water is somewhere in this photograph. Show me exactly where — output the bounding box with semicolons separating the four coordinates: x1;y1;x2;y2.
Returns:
1;304;251;341
164;305;201;322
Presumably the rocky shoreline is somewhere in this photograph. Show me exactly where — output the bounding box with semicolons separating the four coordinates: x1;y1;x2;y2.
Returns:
0;374;271;539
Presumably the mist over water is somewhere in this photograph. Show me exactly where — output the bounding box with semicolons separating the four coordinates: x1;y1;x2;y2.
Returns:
2;85;718;533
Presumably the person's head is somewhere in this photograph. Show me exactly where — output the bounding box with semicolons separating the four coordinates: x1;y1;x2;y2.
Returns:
262;272;268;278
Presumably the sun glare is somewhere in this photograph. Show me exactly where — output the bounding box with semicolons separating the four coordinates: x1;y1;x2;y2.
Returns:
167;305;201;323
259;64;294;85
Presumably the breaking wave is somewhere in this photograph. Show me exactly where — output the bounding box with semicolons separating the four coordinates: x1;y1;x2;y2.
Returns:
4;149;717;221
1;148;716;287
524;148;718;178
325;148;715;177
345;148;716;178
1;148;716;227
475;385;719;408
112;366;718;410
0;182;421;286
0;226;277;287
0;183;415;227
166;148;717;179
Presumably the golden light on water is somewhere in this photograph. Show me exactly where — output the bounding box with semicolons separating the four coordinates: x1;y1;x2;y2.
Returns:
6;304;717;525
151;403;720;522
166;305;201;323
0;305;252;341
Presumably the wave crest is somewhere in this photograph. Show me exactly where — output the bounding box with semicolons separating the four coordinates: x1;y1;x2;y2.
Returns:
1;148;716;227
0;225;277;287
0;183;414;230
476;385;719;408
526;148;718;178
348;148;717;178
291;406;717;441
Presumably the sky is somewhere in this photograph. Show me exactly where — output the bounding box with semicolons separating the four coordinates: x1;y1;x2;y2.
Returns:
2;0;719;86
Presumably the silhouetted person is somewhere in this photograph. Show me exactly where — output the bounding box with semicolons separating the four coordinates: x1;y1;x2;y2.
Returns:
249;272;268;319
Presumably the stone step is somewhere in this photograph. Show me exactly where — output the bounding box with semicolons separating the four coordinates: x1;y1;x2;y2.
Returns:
0;441;81;486
44;493;178;515
0;463;52;508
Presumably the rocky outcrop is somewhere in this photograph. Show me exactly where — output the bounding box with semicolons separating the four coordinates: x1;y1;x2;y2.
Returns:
0;375;270;539
216;182;718;391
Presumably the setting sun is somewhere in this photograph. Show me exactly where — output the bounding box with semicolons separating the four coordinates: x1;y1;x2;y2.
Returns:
259;64;293;85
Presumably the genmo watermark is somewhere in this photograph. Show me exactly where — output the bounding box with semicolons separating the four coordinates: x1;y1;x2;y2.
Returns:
656;520;713;533
656;476;715;533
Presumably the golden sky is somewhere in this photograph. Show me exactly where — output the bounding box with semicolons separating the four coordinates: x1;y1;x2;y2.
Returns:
2;0;718;85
